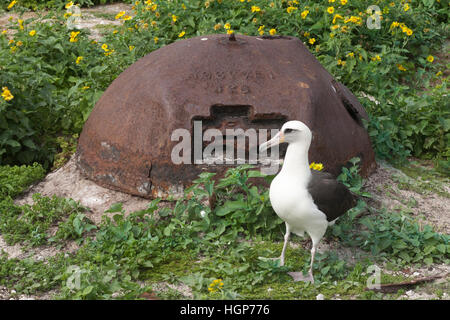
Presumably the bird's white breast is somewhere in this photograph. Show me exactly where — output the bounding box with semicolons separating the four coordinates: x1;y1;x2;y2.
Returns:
269;172;327;235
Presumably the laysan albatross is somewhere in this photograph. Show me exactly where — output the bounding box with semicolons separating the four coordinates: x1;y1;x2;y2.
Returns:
259;120;356;283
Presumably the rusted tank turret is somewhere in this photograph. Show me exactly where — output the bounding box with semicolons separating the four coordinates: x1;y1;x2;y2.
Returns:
76;34;376;199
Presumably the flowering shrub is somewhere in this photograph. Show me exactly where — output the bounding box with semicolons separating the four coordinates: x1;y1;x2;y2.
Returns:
0;0;448;168
0;0;128;11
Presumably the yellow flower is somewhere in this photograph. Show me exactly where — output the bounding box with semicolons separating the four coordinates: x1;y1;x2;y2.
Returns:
69;31;80;42
405;28;413;36
403;3;410;11
332;14;343;24
10;46;17;53
64;12;72;19
7;0;17;10
309;162;324;171
347;52;354;58
18;19;24;30
101;43;109;51
115;11;125;20
301;10;309;19
1;86;14;101
436;71;442;77
389;2;395;7
76;56;83;64
303;31;310;37
214;23;221;30
129;45;135;51
224;23;231;30
1;30;7;35
340;0;347;5
330;32;335;38
314;163;324;171
286;6;297;14
205;1;210;8
328;0;335;2
258;25;264;32
182;3;186;9
81;86;90;90
113;29;119;34
122;15;132;21
29;30;36;37
371;55;381;62
104;50;114;56
309;38;316;44
208;279;224;293
331;24;340;30
397;64;406;71
178;31;185;37
269;2;275;8
65;1;73;9
227;29;234;34
426;55;434;63
153;36;158;44
269;28;276;35
391;21;399;28
340;25;348;33
151;20;157;27
251;6;261;13
327;7;335;14
16;40;22;46
172;14;177;22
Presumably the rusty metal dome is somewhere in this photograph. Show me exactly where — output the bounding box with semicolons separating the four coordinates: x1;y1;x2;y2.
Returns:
76;34;376;199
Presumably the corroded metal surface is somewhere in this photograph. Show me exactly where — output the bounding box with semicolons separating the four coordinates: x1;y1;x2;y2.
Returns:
76;34;376;199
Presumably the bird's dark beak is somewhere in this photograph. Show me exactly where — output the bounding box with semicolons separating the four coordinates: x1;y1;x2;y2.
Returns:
259;131;285;153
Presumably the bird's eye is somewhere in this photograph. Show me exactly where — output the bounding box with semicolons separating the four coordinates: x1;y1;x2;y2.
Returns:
284;128;296;134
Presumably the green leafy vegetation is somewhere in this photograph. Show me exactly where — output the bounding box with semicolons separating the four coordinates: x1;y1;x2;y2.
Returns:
0;0;129;11
0;0;448;300
0;161;448;299
0;162;45;198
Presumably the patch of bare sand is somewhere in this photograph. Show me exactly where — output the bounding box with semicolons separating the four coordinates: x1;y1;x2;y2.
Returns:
15;155;152;225
364;161;450;234
0;3;132;40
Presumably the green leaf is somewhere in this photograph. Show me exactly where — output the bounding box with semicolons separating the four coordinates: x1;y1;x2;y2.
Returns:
215;200;246;216
105;203;123;213
82;285;94;296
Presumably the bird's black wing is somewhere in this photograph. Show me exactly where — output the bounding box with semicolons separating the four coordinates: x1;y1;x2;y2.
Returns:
307;170;356;222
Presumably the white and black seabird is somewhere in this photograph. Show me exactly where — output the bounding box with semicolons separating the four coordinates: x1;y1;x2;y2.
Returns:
259;120;356;283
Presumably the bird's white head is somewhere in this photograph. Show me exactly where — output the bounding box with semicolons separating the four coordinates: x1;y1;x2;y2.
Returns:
259;120;312;153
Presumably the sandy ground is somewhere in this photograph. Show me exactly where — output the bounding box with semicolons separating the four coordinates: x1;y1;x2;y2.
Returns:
364;161;450;234
0;3;132;40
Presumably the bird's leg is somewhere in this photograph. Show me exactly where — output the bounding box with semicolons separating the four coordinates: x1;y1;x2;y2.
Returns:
288;240;318;283
307;244;317;284
279;229;290;267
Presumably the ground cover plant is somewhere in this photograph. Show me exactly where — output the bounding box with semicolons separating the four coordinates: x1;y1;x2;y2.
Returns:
0;0;449;300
